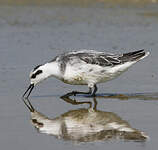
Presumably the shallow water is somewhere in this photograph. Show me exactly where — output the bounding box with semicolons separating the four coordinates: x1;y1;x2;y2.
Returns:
0;3;158;150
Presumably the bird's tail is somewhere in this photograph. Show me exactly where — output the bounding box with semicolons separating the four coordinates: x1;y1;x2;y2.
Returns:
121;49;150;62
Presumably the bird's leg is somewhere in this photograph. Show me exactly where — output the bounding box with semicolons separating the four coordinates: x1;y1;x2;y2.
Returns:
71;87;92;96
63;88;92;97
60;95;92;107
65;85;97;97
93;97;98;110
91;85;98;97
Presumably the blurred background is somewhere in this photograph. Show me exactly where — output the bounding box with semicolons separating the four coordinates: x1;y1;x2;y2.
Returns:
0;0;157;5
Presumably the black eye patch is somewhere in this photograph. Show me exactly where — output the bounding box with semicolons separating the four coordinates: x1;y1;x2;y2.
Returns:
31;70;43;79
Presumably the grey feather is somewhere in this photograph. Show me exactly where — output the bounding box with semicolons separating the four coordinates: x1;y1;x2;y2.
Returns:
50;50;146;72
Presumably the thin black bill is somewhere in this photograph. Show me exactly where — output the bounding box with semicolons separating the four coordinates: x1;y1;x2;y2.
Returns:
22;98;34;112
22;84;34;98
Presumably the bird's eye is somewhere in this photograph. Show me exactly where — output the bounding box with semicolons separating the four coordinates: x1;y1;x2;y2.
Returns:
31;70;43;79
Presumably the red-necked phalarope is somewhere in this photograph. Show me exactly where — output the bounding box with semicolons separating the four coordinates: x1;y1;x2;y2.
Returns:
23;49;149;98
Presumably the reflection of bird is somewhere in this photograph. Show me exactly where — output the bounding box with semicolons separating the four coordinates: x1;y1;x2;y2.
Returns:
23;50;149;98
23;98;148;142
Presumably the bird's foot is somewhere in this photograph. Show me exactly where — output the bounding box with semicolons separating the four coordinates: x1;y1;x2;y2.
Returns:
63;90;95;97
71;91;78;96
85;94;96;97
91;93;96;97
62;91;78;97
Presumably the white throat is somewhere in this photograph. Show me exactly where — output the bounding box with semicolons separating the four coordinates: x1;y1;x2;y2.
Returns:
42;62;62;80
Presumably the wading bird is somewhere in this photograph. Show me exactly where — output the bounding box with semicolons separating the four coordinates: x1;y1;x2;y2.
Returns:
23;49;149;98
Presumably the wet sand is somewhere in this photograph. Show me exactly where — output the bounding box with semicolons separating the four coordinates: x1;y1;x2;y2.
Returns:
0;3;158;150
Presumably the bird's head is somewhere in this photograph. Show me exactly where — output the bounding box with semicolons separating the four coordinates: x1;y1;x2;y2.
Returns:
23;64;49;98
30;65;45;85
22;61;59;98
